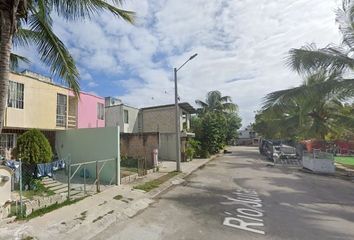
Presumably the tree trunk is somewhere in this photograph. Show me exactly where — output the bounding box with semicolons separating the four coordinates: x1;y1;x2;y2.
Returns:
0;4;18;133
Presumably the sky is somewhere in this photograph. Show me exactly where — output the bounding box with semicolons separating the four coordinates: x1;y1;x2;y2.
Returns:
15;0;342;127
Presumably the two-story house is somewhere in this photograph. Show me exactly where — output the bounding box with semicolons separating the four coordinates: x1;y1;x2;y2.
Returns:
104;97;139;133
237;125;258;145
105;98;196;161
0;70;105;159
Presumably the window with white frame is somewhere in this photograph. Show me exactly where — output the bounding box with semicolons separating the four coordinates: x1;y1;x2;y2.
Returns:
56;94;67;127
0;134;16;150
97;103;104;120
124;109;129;124
8;81;24;109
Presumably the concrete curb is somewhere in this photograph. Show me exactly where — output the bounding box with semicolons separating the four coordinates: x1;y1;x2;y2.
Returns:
1;154;223;240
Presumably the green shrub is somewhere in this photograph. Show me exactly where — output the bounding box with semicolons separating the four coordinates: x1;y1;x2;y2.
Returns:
185;146;195;161
120;156;139;168
16;129;53;164
185;139;201;160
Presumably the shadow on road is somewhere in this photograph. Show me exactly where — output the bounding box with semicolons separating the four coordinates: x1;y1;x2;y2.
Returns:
160;147;354;240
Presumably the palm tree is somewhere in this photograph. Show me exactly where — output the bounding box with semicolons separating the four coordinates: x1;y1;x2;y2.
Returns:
263;71;354;139
0;0;134;133
195;90;237;113
288;0;354;95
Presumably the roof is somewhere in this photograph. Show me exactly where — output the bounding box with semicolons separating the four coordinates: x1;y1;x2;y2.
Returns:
142;102;196;114
105;103;139;110
11;71;104;100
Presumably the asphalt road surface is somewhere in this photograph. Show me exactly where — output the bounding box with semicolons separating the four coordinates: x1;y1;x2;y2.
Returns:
92;146;354;240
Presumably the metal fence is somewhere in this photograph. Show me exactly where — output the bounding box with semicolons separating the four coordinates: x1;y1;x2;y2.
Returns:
67;157;118;199
3;155;118;218
307;149;334;160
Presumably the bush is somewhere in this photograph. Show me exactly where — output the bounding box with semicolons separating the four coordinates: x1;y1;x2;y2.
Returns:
120;156;139;168
186;139;201;160
16;129;53;164
185;146;195;161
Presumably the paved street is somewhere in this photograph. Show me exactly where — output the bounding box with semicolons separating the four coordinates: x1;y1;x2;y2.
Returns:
92;146;354;240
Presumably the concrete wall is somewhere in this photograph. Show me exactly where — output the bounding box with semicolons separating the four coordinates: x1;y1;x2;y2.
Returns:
55;127;120;184
105;105;122;129
5;72;68;130
142;106;177;133
141;106;191;133
74;92;105;128
120;132;159;168
0;166;12;206
105;105;139;133
159;133;178;161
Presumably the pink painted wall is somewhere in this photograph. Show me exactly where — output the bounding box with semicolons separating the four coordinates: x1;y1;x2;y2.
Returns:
69;91;105;128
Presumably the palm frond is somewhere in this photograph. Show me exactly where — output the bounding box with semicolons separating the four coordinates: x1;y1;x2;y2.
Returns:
336;3;354;49
220;95;232;103
263;85;305;110
222;102;237;112
287;44;354;74
195;100;208;108
13;28;39;47
28;9;80;95
10;53;30;70
49;0;135;23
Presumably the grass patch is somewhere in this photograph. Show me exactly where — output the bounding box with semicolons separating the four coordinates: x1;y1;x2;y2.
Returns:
121;167;138;173
92;215;103;223
113;195;123;200
22;180;55;200
18;197;85;220
133;171;179;192
92;210;114;223
21;236;34;240
335;156;354;166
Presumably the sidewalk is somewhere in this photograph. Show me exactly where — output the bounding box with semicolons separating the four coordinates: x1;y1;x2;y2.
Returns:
0;157;217;240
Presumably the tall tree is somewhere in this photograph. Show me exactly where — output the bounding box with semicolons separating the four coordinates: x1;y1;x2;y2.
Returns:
288;0;354;95
192;90;241;156
195;90;237;113
0;0;134;132
261;71;354;140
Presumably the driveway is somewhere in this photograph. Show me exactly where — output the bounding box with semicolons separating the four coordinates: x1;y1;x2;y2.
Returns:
92;146;354;240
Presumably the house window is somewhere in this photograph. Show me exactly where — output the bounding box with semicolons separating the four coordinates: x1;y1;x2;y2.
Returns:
124;110;129;124
0;134;16;150
56;94;67;127
8;81;24;109
97;103;104;120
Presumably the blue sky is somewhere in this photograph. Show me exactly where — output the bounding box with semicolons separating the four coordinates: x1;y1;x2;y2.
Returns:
15;0;342;127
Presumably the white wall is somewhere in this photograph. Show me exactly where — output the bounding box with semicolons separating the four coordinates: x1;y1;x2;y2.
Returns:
123;105;139;133
55;127;120;184
105;105;139;133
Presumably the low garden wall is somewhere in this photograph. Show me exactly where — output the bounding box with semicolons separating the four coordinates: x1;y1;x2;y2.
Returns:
23;194;67;217
0;204;11;219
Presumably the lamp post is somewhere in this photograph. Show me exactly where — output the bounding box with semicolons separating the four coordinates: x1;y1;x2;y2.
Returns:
174;53;198;172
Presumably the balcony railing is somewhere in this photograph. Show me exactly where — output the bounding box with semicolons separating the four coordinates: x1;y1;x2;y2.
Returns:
68;115;77;129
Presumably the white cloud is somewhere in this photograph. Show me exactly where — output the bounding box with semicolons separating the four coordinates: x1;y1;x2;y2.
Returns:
87;81;98;88
18;0;342;126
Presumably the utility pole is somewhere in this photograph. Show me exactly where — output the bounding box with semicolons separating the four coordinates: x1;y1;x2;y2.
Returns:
174;53;198;172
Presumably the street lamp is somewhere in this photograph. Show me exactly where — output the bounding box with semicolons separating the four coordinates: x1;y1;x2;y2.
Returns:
174;53;198;172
